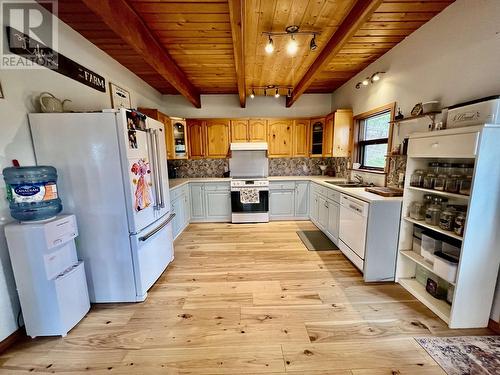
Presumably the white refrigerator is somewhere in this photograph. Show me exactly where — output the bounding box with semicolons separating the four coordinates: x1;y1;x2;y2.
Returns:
29;109;174;303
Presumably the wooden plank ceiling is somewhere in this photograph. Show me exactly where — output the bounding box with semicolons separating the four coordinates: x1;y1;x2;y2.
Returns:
48;0;454;106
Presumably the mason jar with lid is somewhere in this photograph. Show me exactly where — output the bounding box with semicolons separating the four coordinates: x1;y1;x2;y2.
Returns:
410;201;426;220
423;172;436;189
445;174;462;193
428;162;440;174
459;175;473;195
454;212;466;236
425;205;441;226
434;174;447;191
423;194;435;209
410;169;426;187
439;208;457;231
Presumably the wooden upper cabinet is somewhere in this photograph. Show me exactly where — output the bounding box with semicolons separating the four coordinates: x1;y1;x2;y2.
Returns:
230;120;249;142
333;109;354;157
138;107;175;159
293;119;310;157
309;117;325;157
267;120;293;158
323;113;334;157
205;119;230;158
187;119;205;159
248;119;267;142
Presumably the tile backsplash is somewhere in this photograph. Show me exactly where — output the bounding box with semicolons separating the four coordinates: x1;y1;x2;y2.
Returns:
168;157;349;179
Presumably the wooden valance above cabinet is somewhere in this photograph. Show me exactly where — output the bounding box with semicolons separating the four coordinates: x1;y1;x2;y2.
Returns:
138;108;353;160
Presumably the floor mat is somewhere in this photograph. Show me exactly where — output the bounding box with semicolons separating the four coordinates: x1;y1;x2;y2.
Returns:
415;336;500;375
296;230;339;251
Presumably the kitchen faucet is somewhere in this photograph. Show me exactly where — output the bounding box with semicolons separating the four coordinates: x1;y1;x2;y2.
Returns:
353;174;364;184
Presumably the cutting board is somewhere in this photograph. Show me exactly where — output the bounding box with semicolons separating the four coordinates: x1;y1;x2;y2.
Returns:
365;186;404;197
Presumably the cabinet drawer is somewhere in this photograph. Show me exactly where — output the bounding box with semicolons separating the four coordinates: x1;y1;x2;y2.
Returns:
408;132;479;158
170;185;187;200
311;183;328;197
270;181;295;190
327;189;340;203
204;183;230;192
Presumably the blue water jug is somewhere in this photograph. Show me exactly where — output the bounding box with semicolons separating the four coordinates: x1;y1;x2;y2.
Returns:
3;166;63;221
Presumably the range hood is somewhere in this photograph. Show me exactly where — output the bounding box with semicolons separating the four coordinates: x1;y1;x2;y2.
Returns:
230;142;268;151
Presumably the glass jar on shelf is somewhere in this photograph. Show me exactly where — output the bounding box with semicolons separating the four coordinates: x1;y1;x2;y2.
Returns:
445;174;462;194
425;205;442;226
439;208;457;231
423;194;435;210
423;170;436;189
459;174;473;195
428;162;440;175
410;201;426;221
454;212;466;236
410;169;426;187
434;173;447;191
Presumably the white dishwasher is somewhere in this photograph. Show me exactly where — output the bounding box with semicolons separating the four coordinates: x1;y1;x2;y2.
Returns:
339;194;369;271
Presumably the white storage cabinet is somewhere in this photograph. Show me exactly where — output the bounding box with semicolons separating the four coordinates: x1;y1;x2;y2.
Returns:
396;124;500;328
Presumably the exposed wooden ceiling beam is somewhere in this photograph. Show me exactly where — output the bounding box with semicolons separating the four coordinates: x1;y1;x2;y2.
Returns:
80;0;201;108
286;0;383;108
228;0;246;108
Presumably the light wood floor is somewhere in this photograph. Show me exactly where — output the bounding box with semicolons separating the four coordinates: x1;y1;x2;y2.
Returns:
0;221;493;374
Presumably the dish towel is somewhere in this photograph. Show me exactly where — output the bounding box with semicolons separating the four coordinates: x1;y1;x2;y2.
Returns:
240;188;260;204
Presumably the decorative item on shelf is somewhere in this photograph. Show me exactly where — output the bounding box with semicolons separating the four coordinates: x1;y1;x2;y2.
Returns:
355;72;385;89
263;25;320;56
249;85;293;99
395;107;404;120
39;92;71;113
110;82;131;109
411;103;424;117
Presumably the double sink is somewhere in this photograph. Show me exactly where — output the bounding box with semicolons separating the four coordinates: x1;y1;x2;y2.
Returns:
325;181;373;188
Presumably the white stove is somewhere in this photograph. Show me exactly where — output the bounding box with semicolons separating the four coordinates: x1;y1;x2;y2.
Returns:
230;178;269;223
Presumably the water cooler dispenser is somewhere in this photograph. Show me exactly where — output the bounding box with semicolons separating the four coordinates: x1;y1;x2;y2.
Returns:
5;214;90;337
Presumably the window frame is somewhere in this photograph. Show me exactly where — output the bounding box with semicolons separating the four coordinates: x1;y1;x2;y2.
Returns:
352;103;396;173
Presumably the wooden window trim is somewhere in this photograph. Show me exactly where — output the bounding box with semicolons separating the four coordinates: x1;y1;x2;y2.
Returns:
351;102;396;173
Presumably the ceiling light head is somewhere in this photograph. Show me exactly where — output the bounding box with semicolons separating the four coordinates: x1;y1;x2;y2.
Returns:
309;35;318;51
287;87;292;97
355;82;362;89
287;35;298;56
264;88;267;96
371;71;384;82
265;36;274;54
275;88;280;98
250;89;255;99
362;78;370;86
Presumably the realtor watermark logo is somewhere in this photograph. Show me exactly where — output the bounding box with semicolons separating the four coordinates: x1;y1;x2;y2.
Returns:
1;0;58;69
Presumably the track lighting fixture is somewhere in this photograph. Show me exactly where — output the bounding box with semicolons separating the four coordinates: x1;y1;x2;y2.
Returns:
249;86;293;98
265;35;274;54
263;26;319;56
355;72;386;89
309;35;317;51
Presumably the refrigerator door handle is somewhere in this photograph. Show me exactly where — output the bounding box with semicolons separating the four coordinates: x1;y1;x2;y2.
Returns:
139;213;175;242
153;129;165;208
147;129;159;210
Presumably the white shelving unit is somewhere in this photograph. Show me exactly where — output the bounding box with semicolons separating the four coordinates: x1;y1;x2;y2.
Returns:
396;124;500;328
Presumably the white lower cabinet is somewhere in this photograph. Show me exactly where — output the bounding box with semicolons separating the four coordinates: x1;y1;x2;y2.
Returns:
269;181;309;220
309;182;340;245
171;184;190;239
205;184;231;221
190;182;231;223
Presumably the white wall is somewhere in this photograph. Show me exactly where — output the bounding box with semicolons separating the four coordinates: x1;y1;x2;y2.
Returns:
163;93;332;118
0;3;165;341
331;0;500;322
332;0;500;143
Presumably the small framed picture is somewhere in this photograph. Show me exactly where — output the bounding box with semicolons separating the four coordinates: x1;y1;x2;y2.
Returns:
411;103;423;117
110;82;131;109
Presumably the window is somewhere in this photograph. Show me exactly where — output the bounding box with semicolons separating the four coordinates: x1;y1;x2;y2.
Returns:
357;111;391;170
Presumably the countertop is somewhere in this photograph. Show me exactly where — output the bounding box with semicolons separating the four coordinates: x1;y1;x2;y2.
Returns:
169;176;402;203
